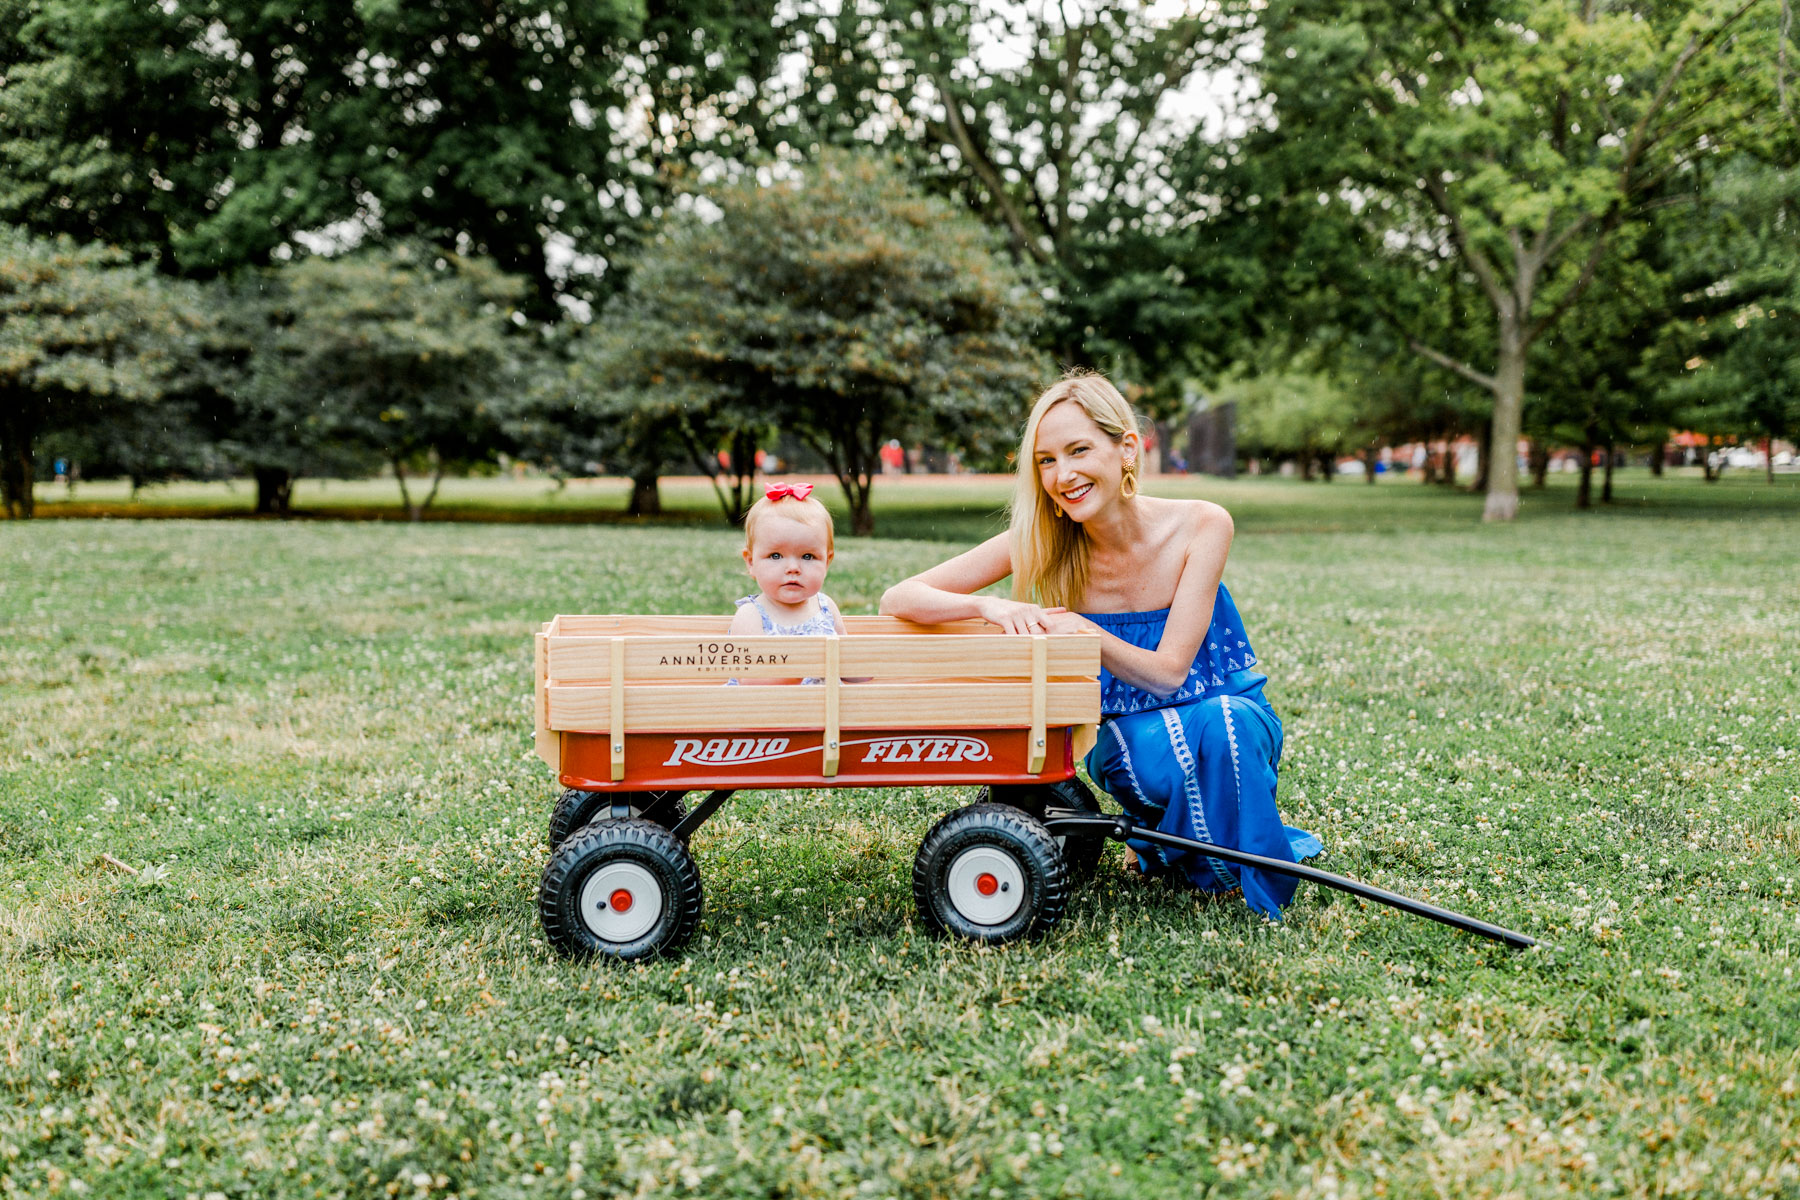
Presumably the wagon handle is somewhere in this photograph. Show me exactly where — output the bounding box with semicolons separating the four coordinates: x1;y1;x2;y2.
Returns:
1043;813;1541;950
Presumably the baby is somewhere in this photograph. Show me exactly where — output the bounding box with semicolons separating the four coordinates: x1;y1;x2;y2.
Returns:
727;482;846;683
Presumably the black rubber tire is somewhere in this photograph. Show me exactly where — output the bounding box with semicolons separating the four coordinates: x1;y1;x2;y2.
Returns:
977;777;1107;884
548;789;690;849
539;819;702;961
913;803;1069;944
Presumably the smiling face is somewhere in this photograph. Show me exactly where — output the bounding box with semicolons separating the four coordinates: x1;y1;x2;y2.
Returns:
1033;400;1139;522
743;513;832;607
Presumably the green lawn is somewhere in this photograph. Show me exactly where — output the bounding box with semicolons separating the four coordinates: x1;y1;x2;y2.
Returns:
2;479;1797;1198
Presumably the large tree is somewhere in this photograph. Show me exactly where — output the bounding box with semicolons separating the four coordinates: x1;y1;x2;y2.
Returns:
0;229;207;517
0;0;783;315
1251;0;1783;520
591;150;1051;534
775;0;1262;398
241;248;525;521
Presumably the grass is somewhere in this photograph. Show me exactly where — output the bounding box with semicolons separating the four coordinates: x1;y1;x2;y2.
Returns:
2;476;1798;1198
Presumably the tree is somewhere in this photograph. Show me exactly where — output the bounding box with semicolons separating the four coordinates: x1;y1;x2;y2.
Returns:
1649;159;1800;480
593;151;1051;534
777;0;1263;398
1252;0;1783;521
0;0;783;316
243;248;525;521
0;228;207;518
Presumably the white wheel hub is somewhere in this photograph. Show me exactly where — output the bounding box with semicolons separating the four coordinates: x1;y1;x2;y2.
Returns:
946;845;1026;925
579;861;663;943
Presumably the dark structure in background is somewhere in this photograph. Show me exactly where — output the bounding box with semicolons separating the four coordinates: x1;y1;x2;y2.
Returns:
1186;401;1236;478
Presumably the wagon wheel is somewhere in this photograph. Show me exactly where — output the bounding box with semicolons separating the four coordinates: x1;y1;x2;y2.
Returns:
977;777;1107;884
913;803;1069;944
539;819;702;961
548;789;690;849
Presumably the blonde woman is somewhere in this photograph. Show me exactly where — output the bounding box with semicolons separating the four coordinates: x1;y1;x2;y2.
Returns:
880;373;1320;918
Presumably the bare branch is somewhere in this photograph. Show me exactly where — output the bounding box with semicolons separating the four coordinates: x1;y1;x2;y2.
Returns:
929;79;1053;266
1420;173;1511;313
1407;337;1500;393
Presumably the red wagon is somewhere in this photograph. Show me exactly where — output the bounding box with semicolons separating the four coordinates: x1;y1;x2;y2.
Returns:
532;614;1109;959
531;615;1539;960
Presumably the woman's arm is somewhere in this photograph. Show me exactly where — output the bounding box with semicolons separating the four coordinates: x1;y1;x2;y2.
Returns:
1042;504;1232;696
878;533;1063;635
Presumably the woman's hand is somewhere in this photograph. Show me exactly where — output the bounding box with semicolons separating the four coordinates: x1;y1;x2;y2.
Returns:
976;597;1068;635
1037;609;1099;637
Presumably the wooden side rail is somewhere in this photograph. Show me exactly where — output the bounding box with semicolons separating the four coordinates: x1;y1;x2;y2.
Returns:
534;615;1103;777
544;633;1100;682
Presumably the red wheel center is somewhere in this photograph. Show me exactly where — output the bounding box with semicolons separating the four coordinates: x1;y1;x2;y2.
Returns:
609;888;634;913
975;873;999;896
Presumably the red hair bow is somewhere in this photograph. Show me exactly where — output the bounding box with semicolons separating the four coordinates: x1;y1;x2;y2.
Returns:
765;481;813;502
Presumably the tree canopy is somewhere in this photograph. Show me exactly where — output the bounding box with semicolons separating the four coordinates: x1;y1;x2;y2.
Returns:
587;151;1051;533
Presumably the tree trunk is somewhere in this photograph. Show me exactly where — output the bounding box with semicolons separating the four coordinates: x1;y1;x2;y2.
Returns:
1440;433;1457;487
1483;336;1526;521
0;400;39;519
1420;442;1438;485
1363;445;1379;484
418;449;446;517
254;467;295;516
1318;450;1335;481
627;470;662;516
392;455;419;521
1471;420;1492;492
1299;453;1314;481
1576;426;1597;510
1766;438;1776;485
1648;442;1664;477
1529;439;1550;488
1701;437;1718;482
1601;439;1615;504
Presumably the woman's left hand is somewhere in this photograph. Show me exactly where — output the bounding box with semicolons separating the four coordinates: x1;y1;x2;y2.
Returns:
1037;610;1099;636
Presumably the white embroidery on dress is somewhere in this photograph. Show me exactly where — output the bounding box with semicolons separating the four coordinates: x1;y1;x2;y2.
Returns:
1162;708;1238;888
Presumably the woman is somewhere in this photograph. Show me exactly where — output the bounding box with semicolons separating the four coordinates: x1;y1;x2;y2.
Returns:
880;373;1320;918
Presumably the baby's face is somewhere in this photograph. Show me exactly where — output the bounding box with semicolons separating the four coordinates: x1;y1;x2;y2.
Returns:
744;515;831;607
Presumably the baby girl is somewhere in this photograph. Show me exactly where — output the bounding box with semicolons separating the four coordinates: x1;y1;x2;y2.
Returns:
727;482;846;683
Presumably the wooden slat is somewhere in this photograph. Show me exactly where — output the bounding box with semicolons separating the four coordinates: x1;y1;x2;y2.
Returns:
546;680;1099;734
534;627;558;772
609;637;625;782
546;633;1099;684
551;613;1006;638
1028;635;1047;773
822;639;841;777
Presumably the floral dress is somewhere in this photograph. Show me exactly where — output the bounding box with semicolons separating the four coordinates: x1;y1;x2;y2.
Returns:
1082;583;1322;919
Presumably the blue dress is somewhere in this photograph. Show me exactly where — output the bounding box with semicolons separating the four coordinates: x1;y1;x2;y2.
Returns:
1083;584;1322;919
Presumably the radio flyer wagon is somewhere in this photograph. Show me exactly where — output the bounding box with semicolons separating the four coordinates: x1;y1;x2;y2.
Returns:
531;615;1539;960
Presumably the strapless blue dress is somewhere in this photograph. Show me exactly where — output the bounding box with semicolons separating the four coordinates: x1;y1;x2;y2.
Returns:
1083;583;1322;919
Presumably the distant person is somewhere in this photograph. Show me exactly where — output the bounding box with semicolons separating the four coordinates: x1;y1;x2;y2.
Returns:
881;372;1320;919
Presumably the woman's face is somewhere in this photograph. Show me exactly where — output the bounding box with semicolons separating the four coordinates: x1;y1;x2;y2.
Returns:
1033;400;1137;522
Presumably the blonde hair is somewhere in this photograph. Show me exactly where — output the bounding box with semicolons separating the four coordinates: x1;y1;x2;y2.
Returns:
743;489;835;558
1009;372;1141;609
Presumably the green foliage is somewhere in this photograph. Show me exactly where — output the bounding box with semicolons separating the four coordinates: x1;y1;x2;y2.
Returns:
1249;0;1788;517
588;151;1051;533
241;248;527;519
0;0;784;314
780;0;1261;401
1651;159;1800;453
0;226;208;516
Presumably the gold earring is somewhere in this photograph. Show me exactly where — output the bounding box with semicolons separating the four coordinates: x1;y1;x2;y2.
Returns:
1121;462;1139;499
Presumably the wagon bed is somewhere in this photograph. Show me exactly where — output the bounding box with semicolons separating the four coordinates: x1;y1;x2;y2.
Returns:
533;614;1104;791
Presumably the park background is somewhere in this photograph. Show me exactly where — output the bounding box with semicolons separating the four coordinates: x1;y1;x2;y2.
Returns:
3;1;1799;1198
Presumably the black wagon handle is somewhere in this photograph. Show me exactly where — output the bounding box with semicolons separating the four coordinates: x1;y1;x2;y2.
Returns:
1043;813;1541;950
